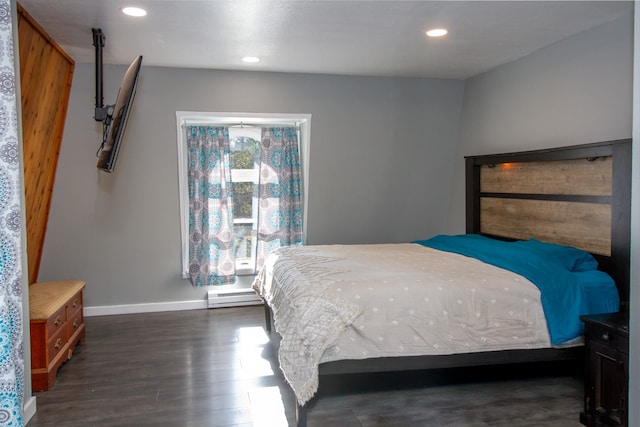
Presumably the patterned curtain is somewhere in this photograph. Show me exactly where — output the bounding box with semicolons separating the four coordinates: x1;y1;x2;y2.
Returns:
186;126;236;286
256;127;303;269
0;0;25;424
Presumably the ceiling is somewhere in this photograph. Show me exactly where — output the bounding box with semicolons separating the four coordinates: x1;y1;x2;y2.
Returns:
17;1;633;80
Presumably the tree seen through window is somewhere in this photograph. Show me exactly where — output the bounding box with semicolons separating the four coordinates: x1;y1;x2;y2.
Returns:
230;135;259;261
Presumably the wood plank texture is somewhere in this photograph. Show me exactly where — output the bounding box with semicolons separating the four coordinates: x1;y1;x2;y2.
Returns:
17;4;74;285
480;198;612;255
477;155;614;256
480;157;612;196
27;307;584;427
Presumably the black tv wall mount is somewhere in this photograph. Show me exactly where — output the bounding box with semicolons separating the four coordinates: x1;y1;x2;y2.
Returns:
92;28;112;124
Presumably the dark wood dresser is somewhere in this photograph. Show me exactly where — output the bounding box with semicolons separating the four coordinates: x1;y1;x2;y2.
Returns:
579;311;629;427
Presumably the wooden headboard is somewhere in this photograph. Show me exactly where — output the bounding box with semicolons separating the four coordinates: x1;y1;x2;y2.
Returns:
465;139;631;306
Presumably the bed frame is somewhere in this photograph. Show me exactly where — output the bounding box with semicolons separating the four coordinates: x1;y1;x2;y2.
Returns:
265;139;632;426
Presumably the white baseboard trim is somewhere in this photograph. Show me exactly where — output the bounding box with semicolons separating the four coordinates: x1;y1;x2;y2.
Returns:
84;300;207;317
24;395;36;425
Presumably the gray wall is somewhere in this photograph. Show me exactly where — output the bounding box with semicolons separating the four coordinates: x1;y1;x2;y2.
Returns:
38;66;464;308
448;13;633;233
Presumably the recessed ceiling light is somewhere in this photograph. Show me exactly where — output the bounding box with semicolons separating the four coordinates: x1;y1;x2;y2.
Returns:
122;7;147;17
426;28;448;38
242;56;260;63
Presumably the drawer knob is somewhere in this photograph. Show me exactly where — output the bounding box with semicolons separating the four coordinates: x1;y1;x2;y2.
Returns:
72;299;78;308
54;338;62;349
73;319;79;328
54;316;61;326
602;332;612;341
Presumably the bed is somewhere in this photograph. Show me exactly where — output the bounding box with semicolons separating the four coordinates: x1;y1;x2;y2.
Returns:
252;139;631;427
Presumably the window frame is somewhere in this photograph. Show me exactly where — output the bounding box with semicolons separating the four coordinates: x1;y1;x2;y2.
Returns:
175;111;311;280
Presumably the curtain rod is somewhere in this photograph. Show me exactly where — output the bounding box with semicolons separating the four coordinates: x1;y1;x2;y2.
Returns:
181;120;299;129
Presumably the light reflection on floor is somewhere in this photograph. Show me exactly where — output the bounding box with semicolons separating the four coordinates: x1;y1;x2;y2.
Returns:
248;386;289;427
238;326;289;426
238;326;274;378
238;326;271;346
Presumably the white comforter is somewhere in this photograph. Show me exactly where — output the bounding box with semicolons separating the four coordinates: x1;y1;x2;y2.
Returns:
252;243;552;405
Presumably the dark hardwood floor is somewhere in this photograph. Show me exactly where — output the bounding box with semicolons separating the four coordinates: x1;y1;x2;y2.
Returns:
27;306;584;427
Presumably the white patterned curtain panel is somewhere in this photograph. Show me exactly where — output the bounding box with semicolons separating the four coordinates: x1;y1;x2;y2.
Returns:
0;0;25;425
256;127;304;270
186;126;236;286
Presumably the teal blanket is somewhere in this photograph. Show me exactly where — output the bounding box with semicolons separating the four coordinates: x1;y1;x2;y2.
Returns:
413;234;620;344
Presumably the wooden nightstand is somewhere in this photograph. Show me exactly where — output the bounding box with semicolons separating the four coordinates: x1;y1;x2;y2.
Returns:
579;311;629;427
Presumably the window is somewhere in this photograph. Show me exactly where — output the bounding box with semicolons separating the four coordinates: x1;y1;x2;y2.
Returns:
176;112;311;281
229;127;260;274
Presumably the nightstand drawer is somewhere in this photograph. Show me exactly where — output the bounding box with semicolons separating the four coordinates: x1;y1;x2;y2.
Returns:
584;322;628;354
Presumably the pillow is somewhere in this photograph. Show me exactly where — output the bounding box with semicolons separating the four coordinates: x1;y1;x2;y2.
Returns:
572;269;620;314
518;238;599;272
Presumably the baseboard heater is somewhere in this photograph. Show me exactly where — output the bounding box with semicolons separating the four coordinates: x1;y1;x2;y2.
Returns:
207;290;262;309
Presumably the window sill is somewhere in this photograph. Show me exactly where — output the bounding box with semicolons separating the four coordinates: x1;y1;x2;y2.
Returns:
181;271;256;280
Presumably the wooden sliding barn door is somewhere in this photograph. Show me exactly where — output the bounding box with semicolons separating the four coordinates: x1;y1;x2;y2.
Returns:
17;4;75;285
